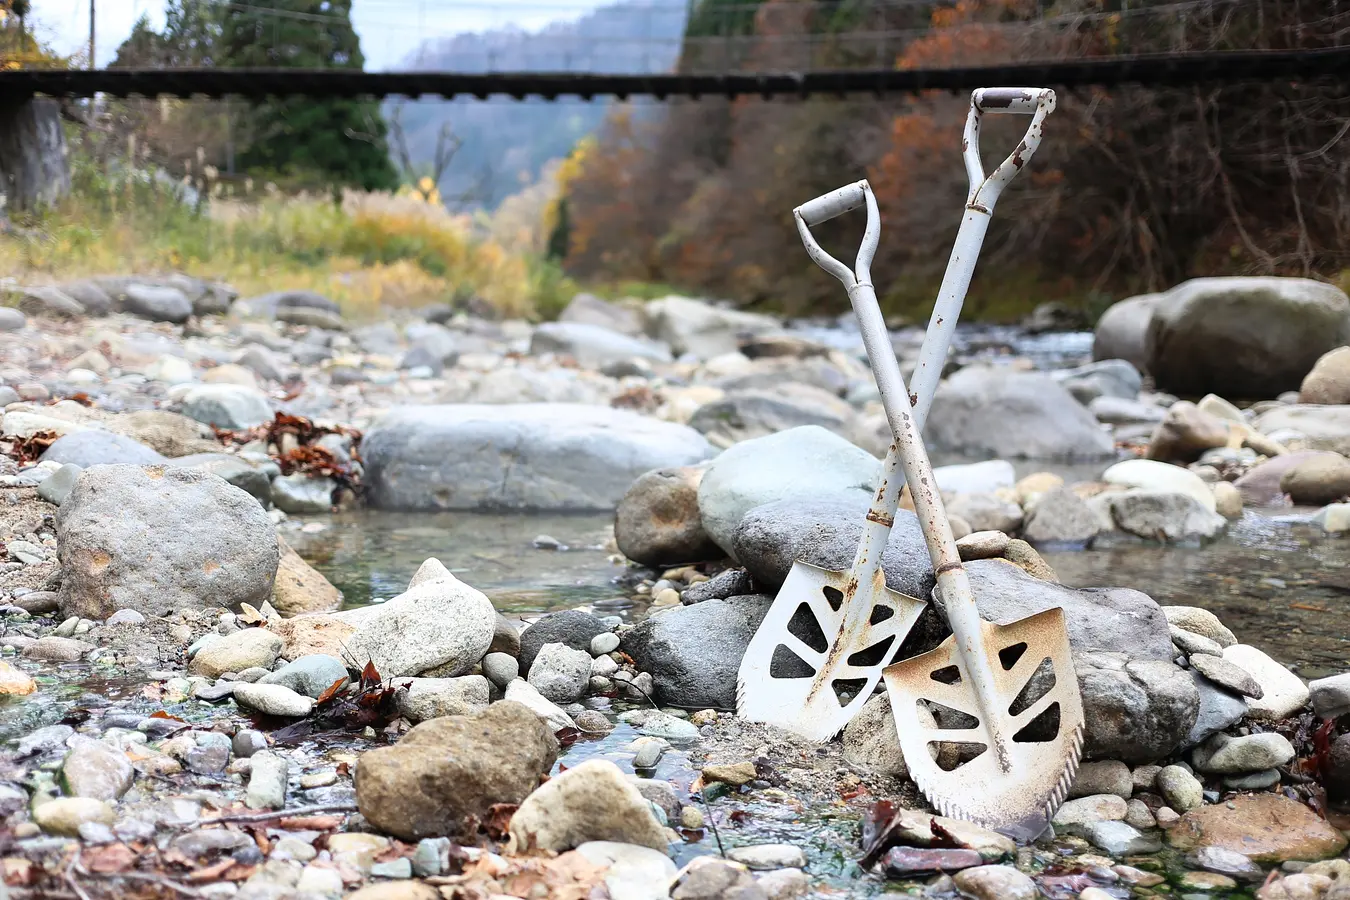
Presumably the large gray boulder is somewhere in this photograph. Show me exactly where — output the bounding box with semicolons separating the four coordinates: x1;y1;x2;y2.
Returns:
529;322;670;368
40;431;166;468
641;296;780;359
363;404;715;511
1093;294;1162;373
696;425;880;556
121;284;193;324
56;465;278;620
688;384;863;450
925;366;1115;460
1144;277;1350;398
1076;652;1199;763
619;594;774;709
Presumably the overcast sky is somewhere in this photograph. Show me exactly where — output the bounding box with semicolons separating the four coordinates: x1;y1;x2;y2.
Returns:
26;0;609;70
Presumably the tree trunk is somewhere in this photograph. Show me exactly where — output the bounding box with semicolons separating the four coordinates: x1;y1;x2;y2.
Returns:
0;98;72;211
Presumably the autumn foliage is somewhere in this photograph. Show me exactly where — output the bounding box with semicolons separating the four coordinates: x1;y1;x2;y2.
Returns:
562;0;1350;320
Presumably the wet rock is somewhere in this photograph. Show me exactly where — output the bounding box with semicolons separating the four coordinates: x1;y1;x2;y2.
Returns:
702;761;757;787
1069;760;1133;800
179;384;274;431
530;321;671;368
233;683;314;718
1254;405;1350;457
1144;277;1350;397
393;676;490;723
1168;793;1348;863
926;366;1115;460
1146;401;1233;463
1094;491;1227;542
1189;653;1264;698
1076;652;1199;763
356;700;557;840
57;465;278;620
507;758;668;853
61;738;134;800
233;730;267;758
951;865;1037;900
620;709;698;740
1083;820;1162;855
727;845;806;870
1124;799;1156;830
620;594;772;709
1021;486;1101;545
671;857;764;900
945;492;1023;534
1225;768;1282;791
1235;451;1345;506
880;847;983;877
33;798;115;836
37;463;82;506
1091;395;1167;426
696;426;880;557
122;284;192;323
682;570;754;605
689;383;863;449
519;610;608;674
732;496;931;598
271;536;341;616
1280;454;1350;505
1222;644;1309;720
24;636;94;662
1299;345;1350;405
505;679;576;731
189;629;283;679
246;751;289;809
1193;732;1295;775
344;564;495;678
527;643;592;704
1156;765;1203;812
0;661;36;696
364;404;714;512
1053;359;1142;404
1164;606;1238;648
41;431;166;468
1053;795;1128;830
1103;458;1218;512
641;296;780;360
576;841;679;900
875;809;1014;862
269;474;333;515
1309;672;1350;720
19;725;75;757
614;466;720;566
345;885;439;900
1314;502;1350;532
1188;846;1265;882
258;654;347;698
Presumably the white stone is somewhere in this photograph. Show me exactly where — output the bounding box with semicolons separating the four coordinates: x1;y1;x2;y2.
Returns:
1222;644;1310;721
504;678;576;732
933;459;1016;495
575;841;677;900
1102;459;1217;512
1309;672;1350;720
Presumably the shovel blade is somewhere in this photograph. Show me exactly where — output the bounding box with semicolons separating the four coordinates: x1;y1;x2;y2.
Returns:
882;608;1085;830
737;560;927;743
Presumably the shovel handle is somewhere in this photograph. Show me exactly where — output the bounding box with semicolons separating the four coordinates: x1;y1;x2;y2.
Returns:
795;180;868;227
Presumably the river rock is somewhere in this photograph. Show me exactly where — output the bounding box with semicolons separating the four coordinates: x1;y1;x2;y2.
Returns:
1163;606;1237;647
1254;405;1350;456
1144;277;1350;397
519;610;609;674
951;865;1036;900
1103;458;1218;512
246;750;289;809
1279;454;1350;505
1156;765;1203;812
0;307;27;331
394;676;490;723
258;654;348;698
1021;486;1101;545
61;738;134;801
356;700;556;840
926;366;1115;460
40;431;166;468
34;798;116;836
189;628;283;679
108;409;222;457
272;536;342;616
1189;653;1263;698
1222;644;1310;720
179;384;273;431
1082;821;1162;856
1052;359;1142;404
1314;502;1350;532
1299;346;1350;405
1094;294;1161;372
1091;396;1167;426
689;383;862;450
945;492;1023;534
232;682;314;717
1052;794;1128;830
1172;626;1223;657
56;465;279;620
841;692;940;777
726;845;806;871
559;293;643;336
1069;761;1132;800
37;463;82;506
619;594;773;709
696;426;879;556
364;404;714;512
482;652;519;689
934;459;1016;495
271;615;355;662
270;474;334;514
1094;491;1226;542
732;496;931;597
576;841;678;900
1076;652;1199;763
1309;672;1350;720
1146;401;1234;463
528;643;592;703
1168;792;1348;863
641;296;780;360
615;466;720;566
1193;732;1295;775
1185;670;1249;747
122;284;193;323
504;679;576;732
530;321;671;368
507;758;668;853
344;565;495;678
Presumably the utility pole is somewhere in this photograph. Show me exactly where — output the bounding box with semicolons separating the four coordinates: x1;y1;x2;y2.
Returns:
88;0;95;68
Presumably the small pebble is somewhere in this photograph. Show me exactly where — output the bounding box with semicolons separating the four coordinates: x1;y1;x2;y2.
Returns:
680;806;704;829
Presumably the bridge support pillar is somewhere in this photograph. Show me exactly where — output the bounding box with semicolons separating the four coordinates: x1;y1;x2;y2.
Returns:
0;98;71;212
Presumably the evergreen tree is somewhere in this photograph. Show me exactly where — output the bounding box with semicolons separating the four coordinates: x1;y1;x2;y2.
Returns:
222;0;397;191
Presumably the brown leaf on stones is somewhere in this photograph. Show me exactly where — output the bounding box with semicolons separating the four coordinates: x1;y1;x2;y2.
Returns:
484;803;517;841
83;844;137;874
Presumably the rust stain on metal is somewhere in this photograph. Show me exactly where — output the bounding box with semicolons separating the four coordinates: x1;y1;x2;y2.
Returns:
866;511;894;527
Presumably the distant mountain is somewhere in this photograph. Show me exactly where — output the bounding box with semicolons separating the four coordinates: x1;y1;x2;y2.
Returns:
386;0;686;209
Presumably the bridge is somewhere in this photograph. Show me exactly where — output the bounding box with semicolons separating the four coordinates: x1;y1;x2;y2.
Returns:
4;48;1350;101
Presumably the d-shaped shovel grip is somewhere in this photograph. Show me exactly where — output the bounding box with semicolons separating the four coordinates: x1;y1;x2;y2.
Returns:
964;87;1056;211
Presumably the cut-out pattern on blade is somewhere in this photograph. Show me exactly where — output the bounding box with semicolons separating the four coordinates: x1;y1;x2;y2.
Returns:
737;560;927;743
